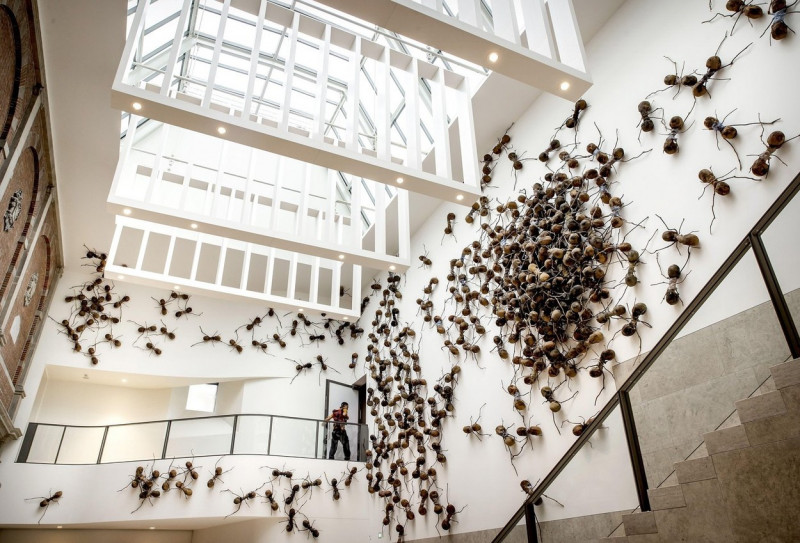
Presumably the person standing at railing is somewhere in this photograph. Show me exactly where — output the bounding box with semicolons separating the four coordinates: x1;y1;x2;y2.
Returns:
325;402;350;460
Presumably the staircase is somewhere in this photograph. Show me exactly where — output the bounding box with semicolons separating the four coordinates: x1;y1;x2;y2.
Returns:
591;359;800;543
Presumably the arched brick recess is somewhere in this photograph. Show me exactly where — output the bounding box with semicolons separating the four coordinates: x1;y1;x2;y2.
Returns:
0;0;41;170
1;228;50;384
0;5;21;146
2;202;60;412
0;108;49;305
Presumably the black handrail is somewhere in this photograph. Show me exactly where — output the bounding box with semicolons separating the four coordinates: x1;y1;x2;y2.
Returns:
492;170;800;543
16;412;367;465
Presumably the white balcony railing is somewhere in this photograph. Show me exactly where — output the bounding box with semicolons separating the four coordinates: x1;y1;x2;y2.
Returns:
311;0;592;98
112;0;481;204
109;118;410;270
106;216;362;318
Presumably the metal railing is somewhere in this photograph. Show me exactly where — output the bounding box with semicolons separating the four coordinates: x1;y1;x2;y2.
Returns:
16;413;368;465
493;170;800;542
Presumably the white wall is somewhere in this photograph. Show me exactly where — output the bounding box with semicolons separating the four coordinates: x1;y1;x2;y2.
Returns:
4;0;800;541
344;0;800;539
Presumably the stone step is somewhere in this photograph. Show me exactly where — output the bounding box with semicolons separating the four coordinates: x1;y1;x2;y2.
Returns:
675;456;716;484
770;359;800;389
647;485;685;510
743;409;800;446
703;424;749;455
622;511;658;536
734;390;787;423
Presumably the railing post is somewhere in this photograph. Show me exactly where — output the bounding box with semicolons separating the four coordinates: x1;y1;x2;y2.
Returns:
523;501;539;543
54;426;66;465
162;420;172;460
619;390;650;512
315;421;320;459
357;423;363;462
16;423;37;463
230;415;238;455
267;415;273;456
750;232;800;359
97;426;109;464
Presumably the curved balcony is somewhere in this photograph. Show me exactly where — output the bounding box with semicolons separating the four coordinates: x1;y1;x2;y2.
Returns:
17;413;368;465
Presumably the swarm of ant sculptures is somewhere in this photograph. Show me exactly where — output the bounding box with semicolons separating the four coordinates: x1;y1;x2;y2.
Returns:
363;273;463;540
52;246;130;365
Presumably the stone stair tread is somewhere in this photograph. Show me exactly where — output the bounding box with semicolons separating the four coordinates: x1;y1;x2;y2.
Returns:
704;424;749;455
647;485;686;510
734;390;787;423
743;409;800;446
622;511;658;535
770;359;800;389
675;456;716;484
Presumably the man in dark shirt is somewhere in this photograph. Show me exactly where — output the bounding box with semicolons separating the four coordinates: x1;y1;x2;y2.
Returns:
325;402;350;460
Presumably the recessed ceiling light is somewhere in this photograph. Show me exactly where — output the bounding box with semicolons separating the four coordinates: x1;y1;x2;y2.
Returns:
174;285;180;290
560;81;570;91
396;177;404;184
123;208;132;215
217;126;227;135
57;526;63;529
389;265;396;271
456;194;464;201
488;52;499;63
190;223;198;229
338;254;345;260
118;275;125;280
132;102;142;111
121;378;127;383
343;317;349;320
149;527;156;530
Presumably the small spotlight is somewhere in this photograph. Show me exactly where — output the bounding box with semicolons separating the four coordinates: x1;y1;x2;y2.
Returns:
121;378;127;383
343;317;349;320
560;81;570;91
174;285;180;290
217;126;227;135
338;254;345;260
57;526;63;529
488;52;499;63
456;194;464;201
132;102;142;111
396;177;404;184
190;223;198;229
149;527;156;530
122;208;132;215
118;275;125;280
389;265;396;271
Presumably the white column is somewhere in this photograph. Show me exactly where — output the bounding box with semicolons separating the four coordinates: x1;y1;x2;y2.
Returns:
375;45;392;161
491;0;520;44
345;36;362;152
280;12;301;132
455;76;478;188
312;25;332;141
161;0;193;96
203;0;232;108
243;0;268;118
430;67;452;180
521;0;556;58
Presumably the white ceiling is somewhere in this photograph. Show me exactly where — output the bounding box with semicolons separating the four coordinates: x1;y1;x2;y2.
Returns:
36;0;625;274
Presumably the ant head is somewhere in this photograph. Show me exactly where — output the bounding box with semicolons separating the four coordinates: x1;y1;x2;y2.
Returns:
706;55;722;70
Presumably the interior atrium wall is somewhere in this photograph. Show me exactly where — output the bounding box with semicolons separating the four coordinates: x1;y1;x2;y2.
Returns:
1;0;800;541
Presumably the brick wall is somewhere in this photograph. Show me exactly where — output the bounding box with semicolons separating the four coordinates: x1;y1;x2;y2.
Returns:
0;0;40;166
0;203;58;409
0;107;49;305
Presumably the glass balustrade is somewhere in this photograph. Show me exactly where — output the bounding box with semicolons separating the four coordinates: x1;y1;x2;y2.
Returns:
17;414;367;465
